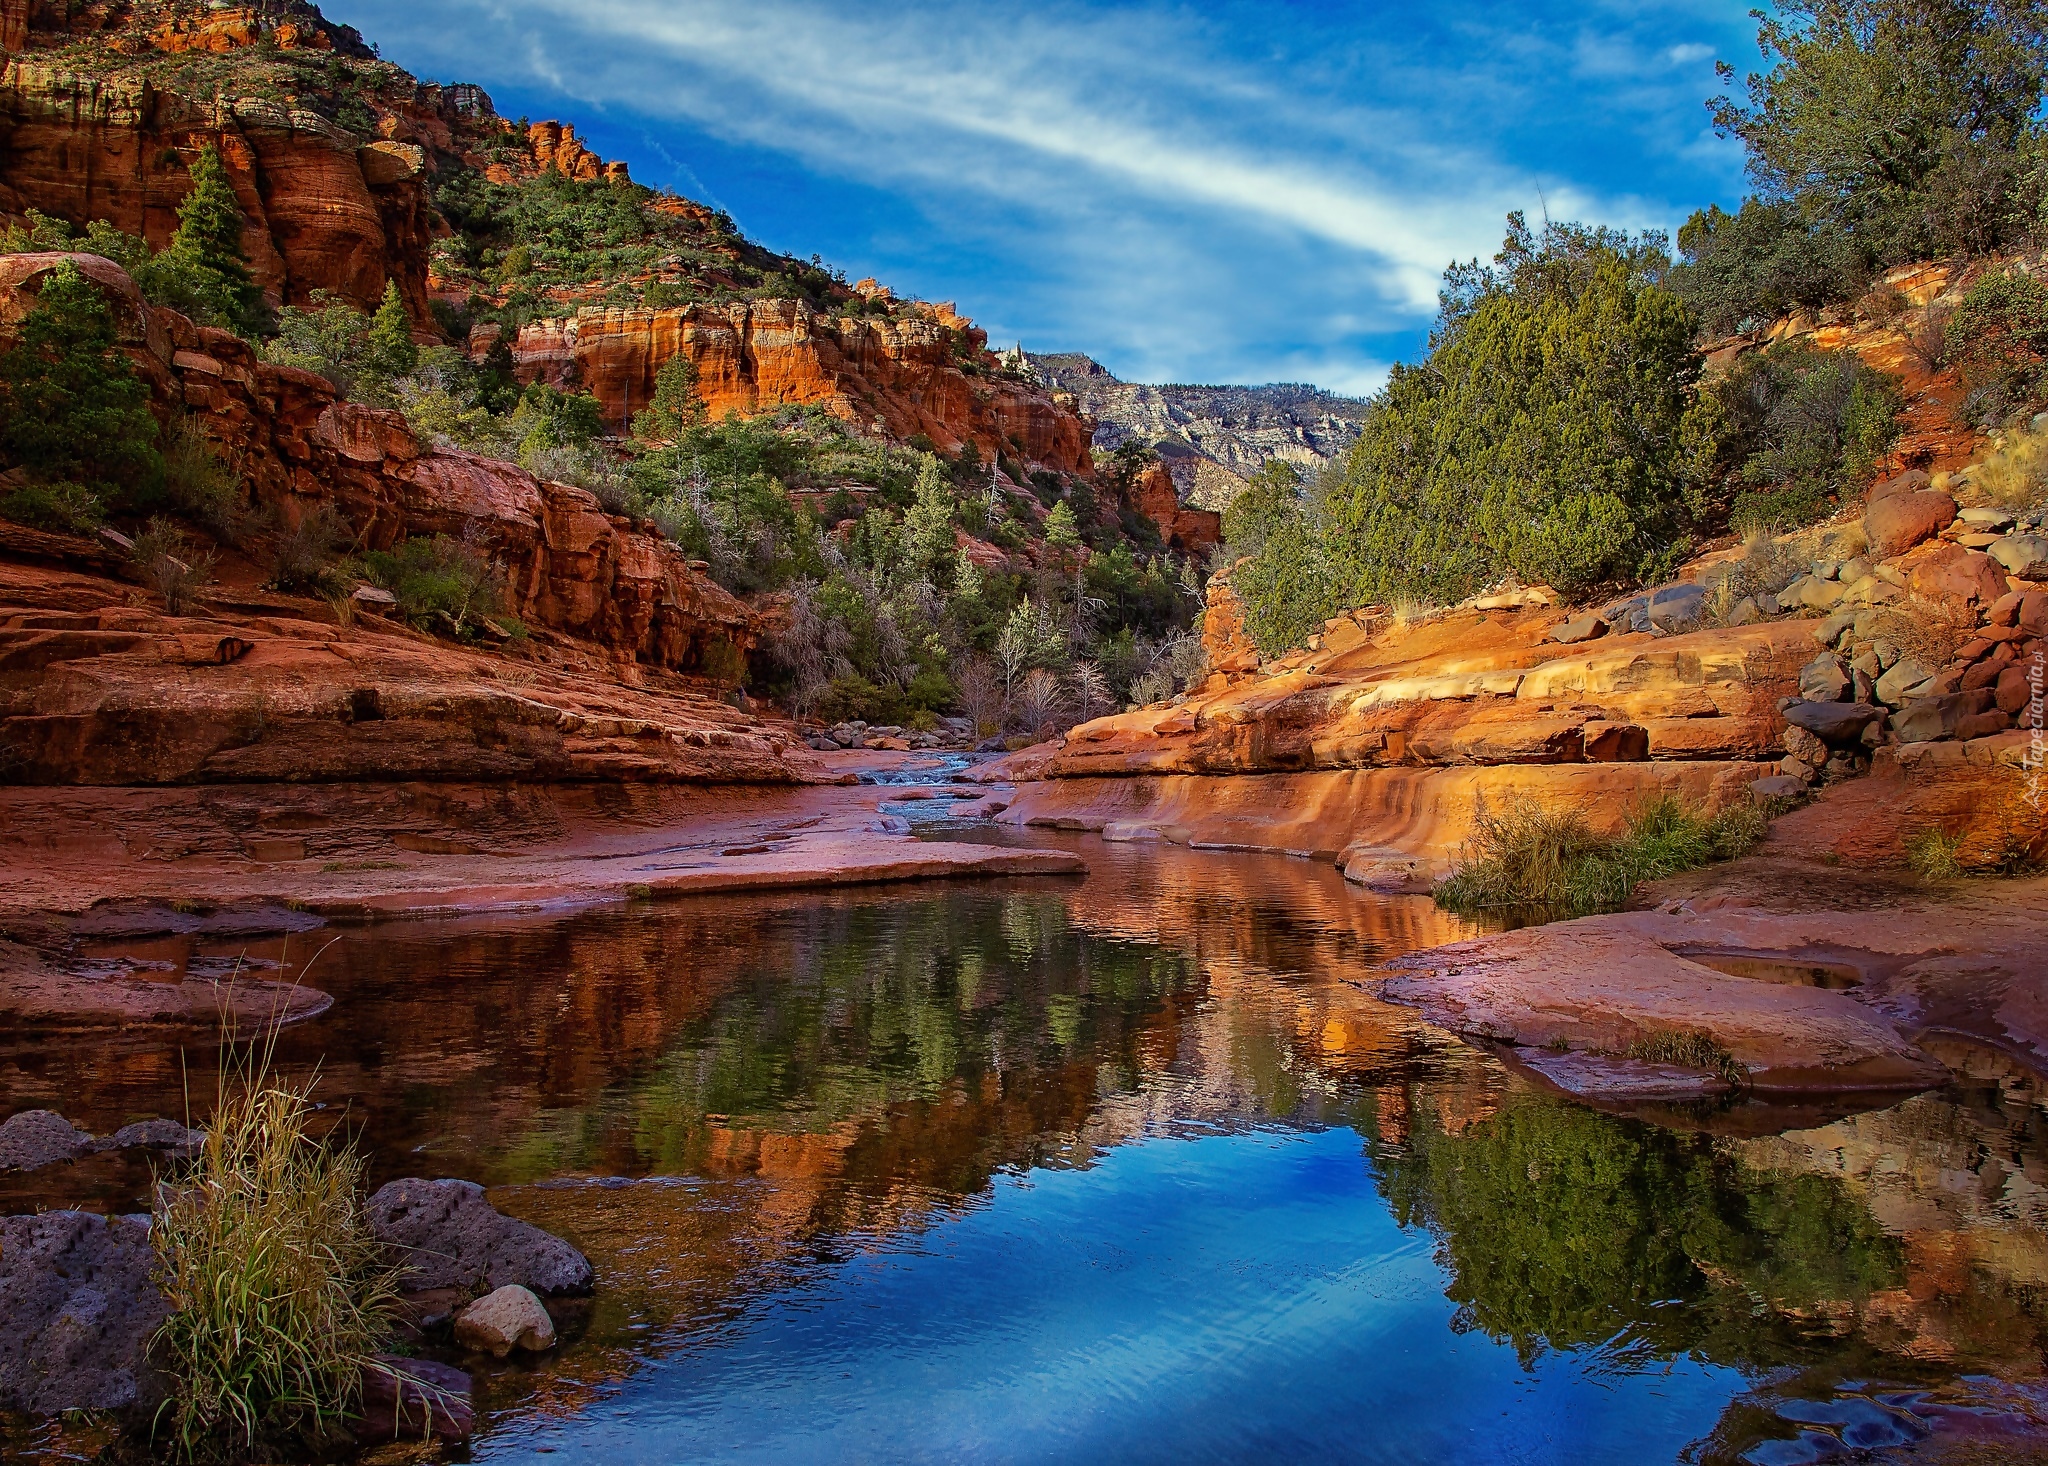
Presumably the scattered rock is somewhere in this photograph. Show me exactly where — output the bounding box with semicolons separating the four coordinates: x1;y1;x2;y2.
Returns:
103;1119;203;1155
1894;689;1997;744
365;1178;594;1297
453;1284;556;1357
1814;610;1858;648
0;1211;166;1415
1647;582;1708;632
1875;657;1937;706
1798;654;1851;704
1549;612;1607;645
0;1109;94;1171
356;1356;474;1445
1991;533;2048;580
1782;724;1829;767
1751;774;1809;799
1781;700;1882;744
1958;505;2016;529
1864;489;1955;558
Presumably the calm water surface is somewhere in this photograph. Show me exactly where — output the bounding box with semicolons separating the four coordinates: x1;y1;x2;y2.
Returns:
4;838;2043;1464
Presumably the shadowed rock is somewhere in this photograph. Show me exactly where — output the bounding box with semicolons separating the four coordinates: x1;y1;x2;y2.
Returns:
0;1109;94;1171
367;1178;594;1297
357;1355;474;1445
0;1211;166;1415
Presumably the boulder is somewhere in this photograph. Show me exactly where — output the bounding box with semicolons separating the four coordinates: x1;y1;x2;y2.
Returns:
1725;597;1761;626
1339;846;1434;895
357;1356;474;1445
1894;689;1997;744
0;1109;94;1171
1798;654;1851;704
1991;533;2048;580
1997;662;2036;715
1958;506;2016;529
1549;612;1607;645
1781;700;1882;744
1781;724;1829;767
1646;582;1707;632
1750;774;1808;799
1814;610;1858;648
452;1284;556;1357
1874;657;1937;706
1908;544;2008;604
365;1178;594;1297
0;1211;166;1415
1863;489;1955;557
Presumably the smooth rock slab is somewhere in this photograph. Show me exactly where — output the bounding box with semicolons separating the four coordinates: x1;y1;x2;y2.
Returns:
367;1178;594;1297
0;1211;167;1415
1379;925;1946;1094
453;1283;556;1357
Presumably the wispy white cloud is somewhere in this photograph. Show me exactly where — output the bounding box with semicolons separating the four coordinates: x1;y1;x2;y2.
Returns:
332;0;1754;389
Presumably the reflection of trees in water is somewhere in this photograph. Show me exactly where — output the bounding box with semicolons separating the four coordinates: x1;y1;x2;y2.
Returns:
1374;1093;1902;1367
1371;1087;2048;1381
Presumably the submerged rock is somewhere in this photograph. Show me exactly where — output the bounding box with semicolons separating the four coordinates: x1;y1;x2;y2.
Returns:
0;1109;93;1171
357;1355;474;1445
367;1178;594;1297
453;1284;557;1357
0;1211;166;1415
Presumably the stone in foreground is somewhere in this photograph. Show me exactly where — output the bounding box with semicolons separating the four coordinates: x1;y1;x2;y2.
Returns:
453;1284;557;1357
0;1211;166;1415
367;1177;595;1296
357;1355;475;1444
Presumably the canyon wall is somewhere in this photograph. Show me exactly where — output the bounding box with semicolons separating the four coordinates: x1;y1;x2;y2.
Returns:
502;302;1096;476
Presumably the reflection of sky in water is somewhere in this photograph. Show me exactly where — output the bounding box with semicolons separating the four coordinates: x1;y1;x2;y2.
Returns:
481;1128;1738;1465
5;847;2042;1463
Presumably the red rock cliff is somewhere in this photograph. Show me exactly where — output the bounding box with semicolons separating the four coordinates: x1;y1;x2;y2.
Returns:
503;300;1096;476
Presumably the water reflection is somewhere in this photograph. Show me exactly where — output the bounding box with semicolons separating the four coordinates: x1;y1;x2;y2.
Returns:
0;844;2042;1462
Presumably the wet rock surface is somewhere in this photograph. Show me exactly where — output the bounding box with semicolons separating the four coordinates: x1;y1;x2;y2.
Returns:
0;1211;166;1416
368;1177;595;1297
453;1283;557;1357
356;1356;475;1445
0;1109;93;1172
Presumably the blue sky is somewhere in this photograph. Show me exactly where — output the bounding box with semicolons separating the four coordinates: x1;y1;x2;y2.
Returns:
324;0;1764;395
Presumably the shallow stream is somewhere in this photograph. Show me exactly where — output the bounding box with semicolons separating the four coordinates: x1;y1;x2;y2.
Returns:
4;837;2044;1464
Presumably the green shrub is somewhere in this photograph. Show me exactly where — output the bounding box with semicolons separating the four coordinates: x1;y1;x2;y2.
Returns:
364;533;502;634
162;417;252;542
1905;826;1967;881
1669;198;1870;337
131;517;215;615
1436;792;1769;922
1947;267;2048;424
0;480;103;534
150;1040;404;1460
268;505;352;595
1694;344;1903;531
1257;216;1709;638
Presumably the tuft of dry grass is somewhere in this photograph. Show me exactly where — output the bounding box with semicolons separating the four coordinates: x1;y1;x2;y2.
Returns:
149;1023;408;1461
1435;792;1771;921
1624;1028;1750;1087
1966;422;2048;513
131;518;215;617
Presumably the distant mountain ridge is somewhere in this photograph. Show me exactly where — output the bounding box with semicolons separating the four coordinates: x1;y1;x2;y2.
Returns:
1027;352;1370;510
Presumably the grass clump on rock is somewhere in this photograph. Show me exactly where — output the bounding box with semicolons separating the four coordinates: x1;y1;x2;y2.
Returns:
1435;792;1769;922
150;1041;402;1461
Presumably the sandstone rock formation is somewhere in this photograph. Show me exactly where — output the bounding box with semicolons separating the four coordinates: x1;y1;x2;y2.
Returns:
0;5;439;318
504;298;1096;475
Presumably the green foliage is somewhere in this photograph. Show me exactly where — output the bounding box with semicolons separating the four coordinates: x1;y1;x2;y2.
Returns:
1679;0;2048;331
365;280;417;381
0;260;163;520
1306;217;1707;613
150;145;267;335
1374;1095;1904;1367
1698;343;1904;529
364;534;502;635
633;350;706;443
1435;792;1770;921
1948;265;2048;422
162;417;251;542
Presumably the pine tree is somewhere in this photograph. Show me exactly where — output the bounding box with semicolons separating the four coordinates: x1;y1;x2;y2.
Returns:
365;280;418;381
633;350;705;443
146;145;265;335
903;455;958;579
0;261;163;516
